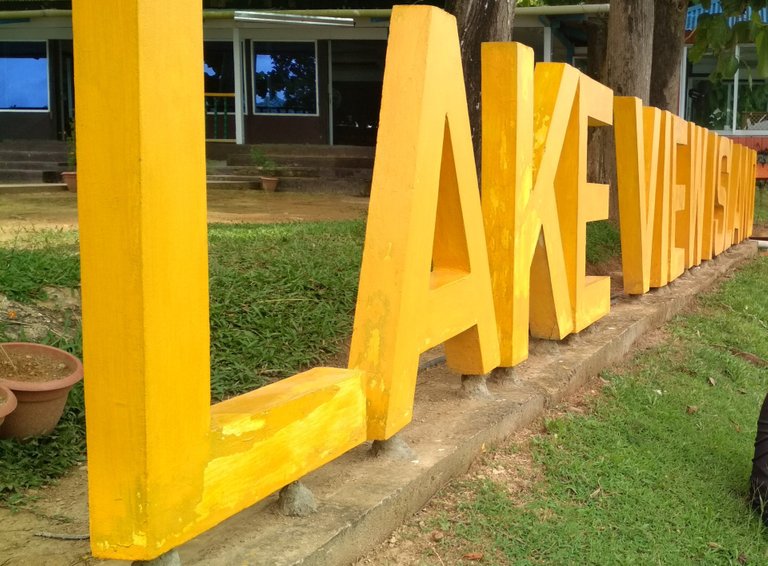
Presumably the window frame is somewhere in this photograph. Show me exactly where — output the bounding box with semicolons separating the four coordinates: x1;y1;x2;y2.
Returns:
0;39;50;113
250;39;320;118
204;40;236;116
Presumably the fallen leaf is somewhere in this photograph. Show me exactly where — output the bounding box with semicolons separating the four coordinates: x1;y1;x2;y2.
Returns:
708;377;716;387
462;552;484;561
738;552;747;564
431;530;444;542
686;405;699;414
589;487;602;499
707;542;721;549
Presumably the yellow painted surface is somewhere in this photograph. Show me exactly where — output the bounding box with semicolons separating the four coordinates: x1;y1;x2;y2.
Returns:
197;368;366;535
348;5;500;440
713;137;732;256
669;115;687;282
481;42;534;367
650;111;673;288
74;0;211;557
614;98;660;295
74;2;759;559
527;63;579;340
690;125;708;266
76;1;367;560
569;73;612;332
701;131;720;261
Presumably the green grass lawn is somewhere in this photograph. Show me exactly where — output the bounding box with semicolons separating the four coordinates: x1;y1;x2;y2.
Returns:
0;212;727;513
426;257;768;564
0;221;364;504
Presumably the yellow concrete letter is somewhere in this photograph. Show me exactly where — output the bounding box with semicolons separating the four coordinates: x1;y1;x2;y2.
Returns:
349;6;500;440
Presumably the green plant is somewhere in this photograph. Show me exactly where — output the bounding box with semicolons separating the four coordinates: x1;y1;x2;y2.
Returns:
249;147;279;176
66;119;76;169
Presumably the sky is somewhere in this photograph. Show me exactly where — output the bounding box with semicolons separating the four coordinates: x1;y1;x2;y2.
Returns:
0;57;48;110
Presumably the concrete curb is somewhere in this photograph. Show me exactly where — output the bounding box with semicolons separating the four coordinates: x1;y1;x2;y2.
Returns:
174;242;757;565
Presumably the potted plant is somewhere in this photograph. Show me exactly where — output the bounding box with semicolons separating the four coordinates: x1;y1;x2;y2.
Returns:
61;119;77;193
0;343;83;439
250;147;280;192
0;384;17;428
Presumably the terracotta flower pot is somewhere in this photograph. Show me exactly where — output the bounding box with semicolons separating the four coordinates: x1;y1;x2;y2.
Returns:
261;176;279;192
0;384;17;429
0;343;83;439
61;171;77;193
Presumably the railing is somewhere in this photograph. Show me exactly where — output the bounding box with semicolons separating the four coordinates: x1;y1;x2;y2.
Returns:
205;92;235;142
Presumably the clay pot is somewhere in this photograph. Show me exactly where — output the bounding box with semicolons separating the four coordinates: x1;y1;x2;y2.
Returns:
261;176;279;192
0;384;17;429
61;171;77;193
0;343;83;439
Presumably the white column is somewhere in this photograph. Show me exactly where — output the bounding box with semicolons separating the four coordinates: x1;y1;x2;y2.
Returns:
233;27;245;145
543;25;552;63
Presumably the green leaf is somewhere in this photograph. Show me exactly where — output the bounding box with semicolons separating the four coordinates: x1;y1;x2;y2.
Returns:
756;27;768;77
716;49;740;78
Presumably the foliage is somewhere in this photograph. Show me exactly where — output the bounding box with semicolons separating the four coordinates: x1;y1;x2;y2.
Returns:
249;147;279;175
0;222;364;502
253;51;316;113
430;257;768;564
66;119;76;169
585;220;621;265
207;221;364;400
690;0;768;80
0;230;80;302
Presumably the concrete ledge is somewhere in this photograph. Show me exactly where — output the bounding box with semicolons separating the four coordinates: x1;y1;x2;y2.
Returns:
173;242;757;565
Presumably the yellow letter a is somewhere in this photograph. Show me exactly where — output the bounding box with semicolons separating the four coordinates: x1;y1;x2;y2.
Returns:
348;6;500;440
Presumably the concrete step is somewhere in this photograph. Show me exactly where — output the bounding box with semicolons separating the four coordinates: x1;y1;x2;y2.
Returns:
0;161;65;170
206;179;261;190
0;150;68;162
0;140;67;151
0;170;46;182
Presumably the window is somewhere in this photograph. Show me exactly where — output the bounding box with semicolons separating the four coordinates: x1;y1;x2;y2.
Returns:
204;41;235;114
735;45;768;131
0;41;49;111
252;41;317;115
685;51;734;132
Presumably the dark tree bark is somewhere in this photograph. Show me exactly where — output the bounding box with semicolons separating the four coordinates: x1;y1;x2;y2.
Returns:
585;13;608;84
600;0;655;223
649;0;687;112
444;0;515;175
586;13;609;186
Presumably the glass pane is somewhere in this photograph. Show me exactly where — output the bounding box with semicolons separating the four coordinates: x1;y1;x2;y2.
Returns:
685;53;734;132
736;45;768;131
0;42;48;111
253;41;317;115
204;41;235;113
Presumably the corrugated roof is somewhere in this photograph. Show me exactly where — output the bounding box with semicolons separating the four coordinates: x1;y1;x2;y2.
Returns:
686;0;768;31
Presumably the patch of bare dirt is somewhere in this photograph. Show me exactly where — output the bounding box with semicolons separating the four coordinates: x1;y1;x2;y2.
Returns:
357;375;610;566
0;287;81;345
0;190;369;237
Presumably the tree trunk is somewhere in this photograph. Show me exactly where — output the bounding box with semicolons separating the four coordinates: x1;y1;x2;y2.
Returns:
586;13;609;186
650;0;687;113
444;0;515;176
602;0;655;223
